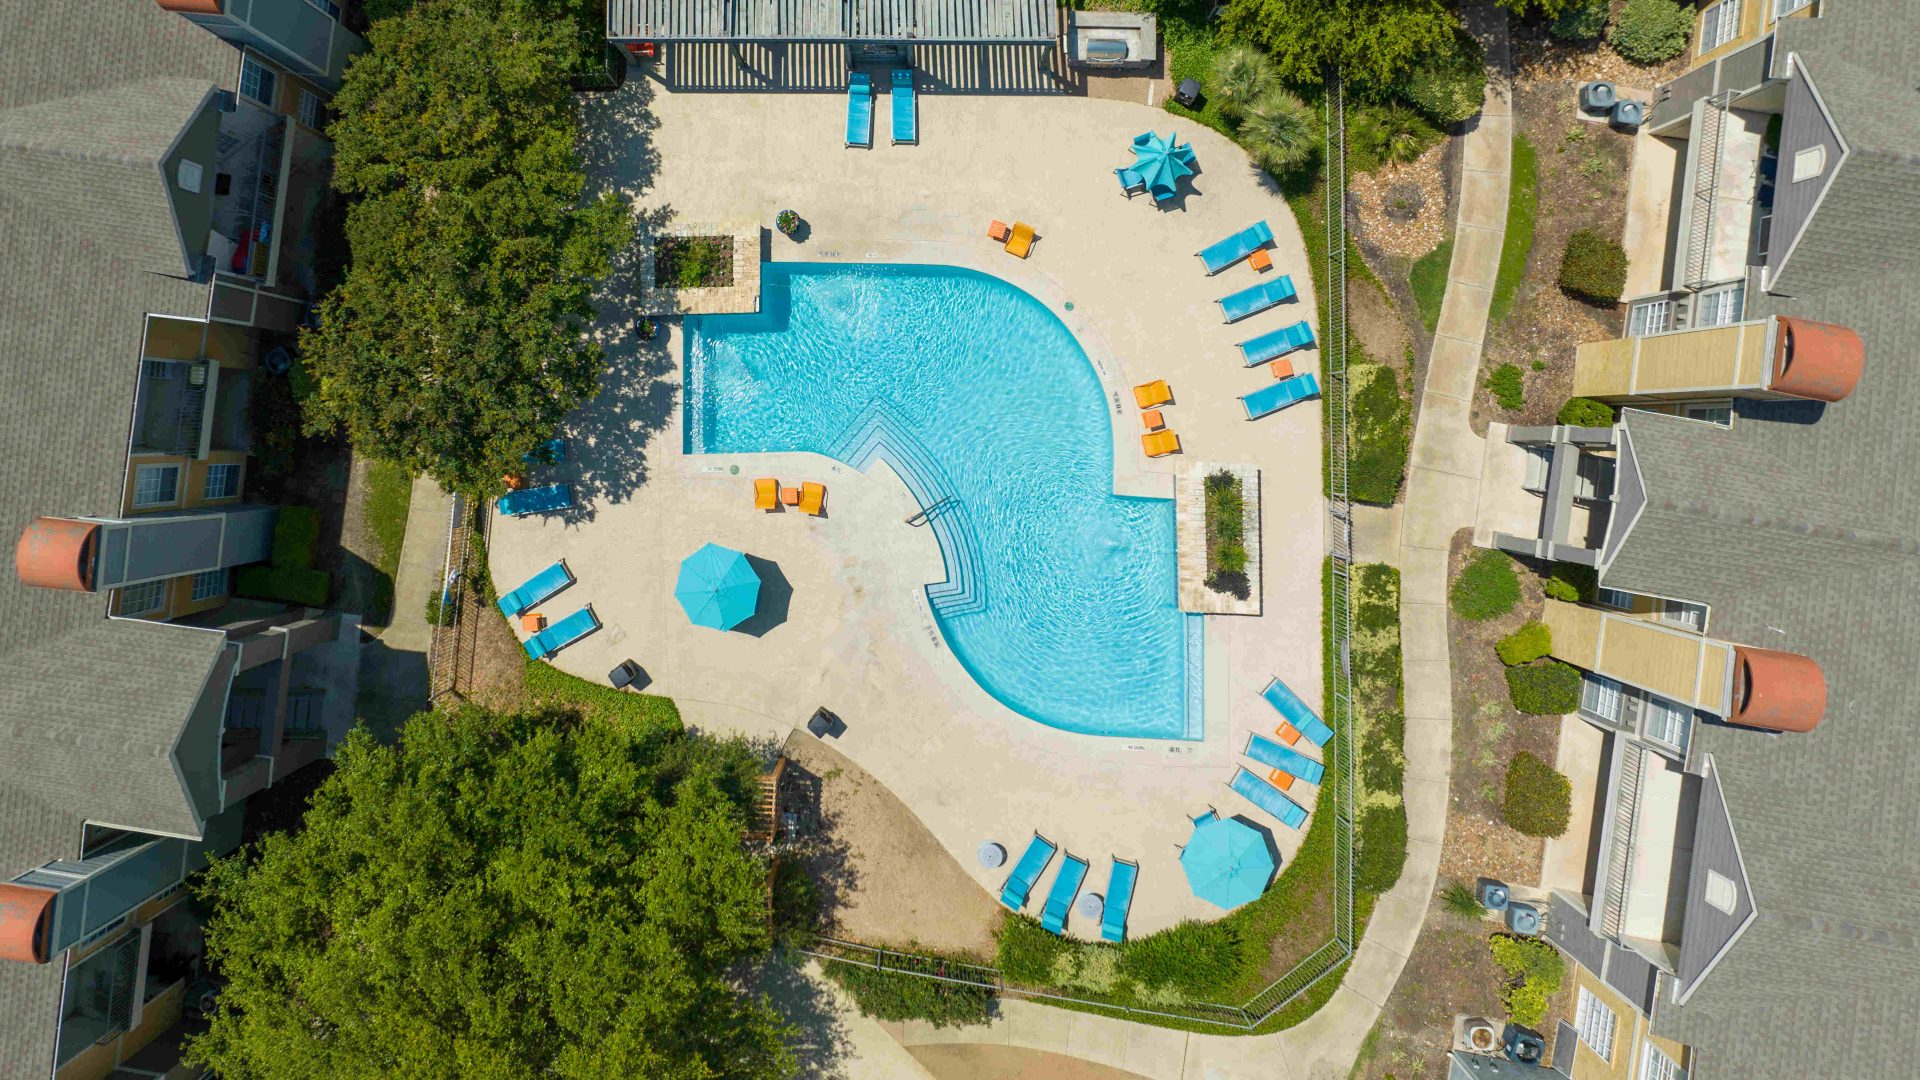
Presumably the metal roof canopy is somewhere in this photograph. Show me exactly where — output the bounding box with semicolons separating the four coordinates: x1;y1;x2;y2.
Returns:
609;0;1060;42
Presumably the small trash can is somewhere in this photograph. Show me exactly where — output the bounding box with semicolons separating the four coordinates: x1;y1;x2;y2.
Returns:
608;660;639;690
1174;77;1203;108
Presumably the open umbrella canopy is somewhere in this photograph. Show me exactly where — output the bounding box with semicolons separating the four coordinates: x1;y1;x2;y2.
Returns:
1179;813;1275;909
1130;130;1197;200
674;542;761;630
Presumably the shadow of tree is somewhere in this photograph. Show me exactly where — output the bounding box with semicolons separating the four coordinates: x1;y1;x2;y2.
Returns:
777;754;862;934
746;953;856;1079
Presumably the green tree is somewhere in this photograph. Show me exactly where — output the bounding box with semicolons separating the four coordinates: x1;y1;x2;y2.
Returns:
300;0;632;494
1223;0;1459;90
1239;87;1319;174
185;706;794;1078
1212;45;1276;117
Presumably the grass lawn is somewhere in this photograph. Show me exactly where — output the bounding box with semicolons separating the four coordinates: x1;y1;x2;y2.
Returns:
1490;134;1539;323
1409;235;1452;332
523;658;683;733
361;458;413;623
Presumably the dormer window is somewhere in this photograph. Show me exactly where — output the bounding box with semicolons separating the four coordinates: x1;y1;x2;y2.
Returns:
1791;146;1826;183
1705;869;1739;914
177;159;203;194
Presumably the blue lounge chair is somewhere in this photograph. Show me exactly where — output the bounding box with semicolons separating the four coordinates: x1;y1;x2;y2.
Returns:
1116;166;1146;197
496;560;574;618
846;73;873;148
523;606;600;661
1261;676;1335;746
497;483;571;517
1241;373;1321;420
523;437;567;465
1196;221;1275;275
1040;853;1089;935
1216;276;1297;323
1231;766;1308;830
1244;733;1326;786
1100;859;1137;943
1238;320;1317;366
999;833;1057;911
890;69;916;144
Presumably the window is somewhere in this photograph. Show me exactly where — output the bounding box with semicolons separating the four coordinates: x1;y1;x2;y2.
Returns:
1682;401;1733;427
1628;299;1672;337
1791;145;1826;182
1773;0;1812;15
239;56;276;107
203;463;240;500
1582;675;1625;723
1695;283;1744;326
143;359;176;381
1659;599;1708;630
56;932;141;1066
297;89;324;130
133;464;179;508
118;580;167;616
303;0;343;16
1643;694;1692;753
177;159;203;194
1597;587;1634;609
1705;869;1739;914
1699;0;1742;52
1640;1044;1684;1080
191;569;227;602
1575;987;1620;1060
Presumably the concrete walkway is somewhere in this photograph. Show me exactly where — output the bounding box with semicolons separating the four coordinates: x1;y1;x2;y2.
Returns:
356;475;449;737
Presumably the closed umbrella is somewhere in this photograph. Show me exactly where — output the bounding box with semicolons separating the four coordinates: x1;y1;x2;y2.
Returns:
1179;813;1275;909
675;542;761;630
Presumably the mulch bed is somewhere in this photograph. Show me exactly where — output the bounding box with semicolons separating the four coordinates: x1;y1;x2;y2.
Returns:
654;235;734;289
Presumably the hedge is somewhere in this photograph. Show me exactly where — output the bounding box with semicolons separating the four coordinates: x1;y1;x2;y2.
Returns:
1495;621;1553;666
1115;919;1241;996
1451;549;1520;621
1543;562;1596;604
1503;751;1573;838
1557;396;1616;427
822;958;995;1027
1398;32;1486;125
235;565;331;608
270;506;321;570
1549;0;1609;42
1610;0;1695;64
1356;804;1409;893
1349;362;1411;506
1505;659;1582;715
997;915;1073;986
1558;229;1629;305
1489;933;1565;1028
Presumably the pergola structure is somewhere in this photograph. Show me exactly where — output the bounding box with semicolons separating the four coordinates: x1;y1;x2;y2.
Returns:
607;0;1059;43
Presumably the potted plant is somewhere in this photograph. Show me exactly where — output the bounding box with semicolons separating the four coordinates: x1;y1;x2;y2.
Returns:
776;209;800;236
635;317;656;341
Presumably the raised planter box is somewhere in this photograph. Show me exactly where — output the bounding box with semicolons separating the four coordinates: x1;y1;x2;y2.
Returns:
640;222;760;315
1176;462;1260;615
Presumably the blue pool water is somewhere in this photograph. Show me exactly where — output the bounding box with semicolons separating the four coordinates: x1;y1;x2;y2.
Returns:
685;263;1198;740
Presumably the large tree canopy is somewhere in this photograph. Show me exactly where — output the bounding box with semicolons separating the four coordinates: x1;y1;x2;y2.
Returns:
185;706;794;1078
1222;0;1460;89
300;0;630;494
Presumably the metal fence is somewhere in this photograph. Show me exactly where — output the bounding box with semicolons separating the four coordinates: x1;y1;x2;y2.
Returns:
801;72;1363;1033
426;494;488;701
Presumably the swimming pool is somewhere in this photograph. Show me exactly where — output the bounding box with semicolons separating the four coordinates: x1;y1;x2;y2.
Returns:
685;263;1198;740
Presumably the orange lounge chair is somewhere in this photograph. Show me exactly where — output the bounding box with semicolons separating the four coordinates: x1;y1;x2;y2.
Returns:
1133;380;1172;409
1142;430;1180;458
754;477;779;510
1005;222;1036;259
1274;722;1303;747
1141;409;1165;431
799;481;826;516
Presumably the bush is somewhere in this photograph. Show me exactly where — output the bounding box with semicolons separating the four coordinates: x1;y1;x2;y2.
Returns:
1349;361;1411;505
1505;659;1583;716
1397;33;1486;125
1349;103;1444;172
1487;363;1525;411
1356;804;1409;893
235;565;332;608
1117;919;1240;996
1609;0;1694;63
1212;45;1275;117
425;591;449;627
1543;563;1596;603
1451;549;1520;621
823;959;995;1027
1557;396;1616;427
1441;881;1484;920
1488;933;1565;1027
1240;87;1318;175
1495;621;1552;666
1549;0;1610;42
996;915;1072;986
1503;751;1574;837
270;506;321;570
1558;229;1629;304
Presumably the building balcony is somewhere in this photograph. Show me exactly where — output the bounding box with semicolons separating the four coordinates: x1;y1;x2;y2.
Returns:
1484;426;1618;567
129;359;212;458
1572;315;1863;404
208;101;288;286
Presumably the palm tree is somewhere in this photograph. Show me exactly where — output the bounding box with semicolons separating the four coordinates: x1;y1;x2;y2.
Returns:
1211;46;1275;118
1239;88;1317;176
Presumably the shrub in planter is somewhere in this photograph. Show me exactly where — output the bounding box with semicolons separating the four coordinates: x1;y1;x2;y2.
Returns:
1505;659;1583;715
1503;750;1574;837
1549;0;1610;42
1543;562;1596;603
776;209;800;235
1240;87;1318;175
1118;919;1240;996
1610;0;1694;64
1487;363;1525;411
1557;396;1616;427
1349;103;1443;171
1211;45;1276;117
1488;933;1565;1027
425;591;449;627
236;565;332;608
1496;621;1552;666
1356;803;1409;893
1558;229;1629;304
1451;549;1520;621
1398;33;1487;125
271;506;322;570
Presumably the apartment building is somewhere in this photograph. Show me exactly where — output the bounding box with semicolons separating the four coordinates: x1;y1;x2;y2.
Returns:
1477;0;1917;1076
0;3;365;1077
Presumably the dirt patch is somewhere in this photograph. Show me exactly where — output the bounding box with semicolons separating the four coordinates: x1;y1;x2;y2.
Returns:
910;1045;1154;1080
1349;278;1412;369
462;602;530;712
781;735;1002;961
1349;141;1449;260
1471;50;1641;434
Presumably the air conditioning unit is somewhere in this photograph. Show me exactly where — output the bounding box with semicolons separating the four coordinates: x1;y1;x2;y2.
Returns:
1465;1019;1500;1053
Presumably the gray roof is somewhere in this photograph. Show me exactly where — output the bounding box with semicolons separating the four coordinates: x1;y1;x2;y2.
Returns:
1671;760;1754;1001
0;5;241;1075
1601;19;1920;1065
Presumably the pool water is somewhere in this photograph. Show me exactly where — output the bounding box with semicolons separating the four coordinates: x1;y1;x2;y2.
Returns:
685;263;1199;740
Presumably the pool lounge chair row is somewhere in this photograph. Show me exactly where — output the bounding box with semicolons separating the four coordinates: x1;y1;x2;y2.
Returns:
1216;276;1297;323
1196;221;1275;275
847;70;916;148
754;477;827;515
1244;733;1325;790
1241;373;1320;420
998;834;1137;941
495;560;603;660
498;483;572;518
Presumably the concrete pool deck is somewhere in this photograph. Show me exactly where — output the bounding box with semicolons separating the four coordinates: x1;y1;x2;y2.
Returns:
493;76;1324;938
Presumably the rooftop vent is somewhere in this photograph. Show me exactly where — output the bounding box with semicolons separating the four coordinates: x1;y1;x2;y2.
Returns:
15;517;99;592
1729;645;1827;732
1772;316;1864;402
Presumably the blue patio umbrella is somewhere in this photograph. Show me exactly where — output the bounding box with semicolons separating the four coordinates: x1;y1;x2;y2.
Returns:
1180;813;1275;909
674;542;761;631
1130;131;1198;201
